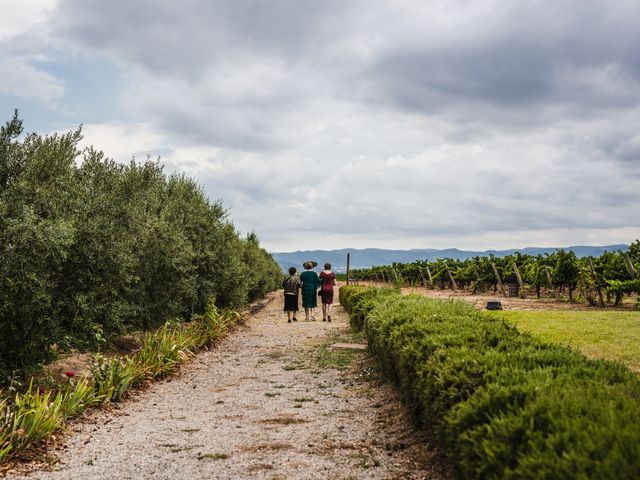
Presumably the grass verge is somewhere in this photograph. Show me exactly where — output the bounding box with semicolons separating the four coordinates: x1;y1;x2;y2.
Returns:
314;331;367;371
487;310;640;372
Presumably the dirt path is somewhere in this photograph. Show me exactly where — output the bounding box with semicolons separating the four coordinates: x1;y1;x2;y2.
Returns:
8;290;449;480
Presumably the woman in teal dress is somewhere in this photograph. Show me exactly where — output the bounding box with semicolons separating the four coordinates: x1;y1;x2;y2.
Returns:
300;262;321;321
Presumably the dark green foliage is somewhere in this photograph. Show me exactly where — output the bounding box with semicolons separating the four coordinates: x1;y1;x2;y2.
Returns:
339;285;397;330
353;241;640;305
341;286;640;479
0;114;281;378
552;249;580;300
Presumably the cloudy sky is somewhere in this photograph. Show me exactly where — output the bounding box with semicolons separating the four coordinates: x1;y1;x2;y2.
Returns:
1;0;639;252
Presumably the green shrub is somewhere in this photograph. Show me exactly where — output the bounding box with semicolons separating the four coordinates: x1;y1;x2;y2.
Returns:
346;287;640;479
59;377;99;420
338;285;364;313
0;303;243;465
8;381;64;452
89;354;144;403
0;396;11;461
339;285;397;330
189;301;242;348
0;113;281;378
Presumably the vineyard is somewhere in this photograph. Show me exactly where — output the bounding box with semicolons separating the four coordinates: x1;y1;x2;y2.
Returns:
352;242;640;308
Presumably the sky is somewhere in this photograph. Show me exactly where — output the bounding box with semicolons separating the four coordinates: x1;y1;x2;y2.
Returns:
1;0;639;252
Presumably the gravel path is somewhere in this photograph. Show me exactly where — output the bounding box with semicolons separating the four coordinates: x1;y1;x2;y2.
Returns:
7;289;450;480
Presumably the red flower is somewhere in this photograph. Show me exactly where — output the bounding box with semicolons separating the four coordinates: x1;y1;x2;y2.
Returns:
65;370;76;377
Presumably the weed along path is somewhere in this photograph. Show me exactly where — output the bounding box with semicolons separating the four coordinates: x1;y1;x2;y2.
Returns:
9;288;449;480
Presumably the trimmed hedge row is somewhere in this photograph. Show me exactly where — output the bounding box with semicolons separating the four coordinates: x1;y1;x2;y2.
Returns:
339;286;640;479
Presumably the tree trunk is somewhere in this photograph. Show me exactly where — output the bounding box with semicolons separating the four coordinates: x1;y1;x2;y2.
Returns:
615;293;622;306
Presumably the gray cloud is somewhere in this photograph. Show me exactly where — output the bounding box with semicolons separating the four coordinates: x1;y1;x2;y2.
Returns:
48;0;640;152
51;0;355;77
2;0;639;250
365;3;640;127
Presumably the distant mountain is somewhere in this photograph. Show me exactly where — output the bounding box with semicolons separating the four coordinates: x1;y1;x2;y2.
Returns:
271;245;629;273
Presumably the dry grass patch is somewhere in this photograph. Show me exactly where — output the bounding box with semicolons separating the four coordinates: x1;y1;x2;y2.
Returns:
239;442;292;452
197;452;229;460
259;415;308;425
265;351;286;359
158;443;204;453
291;396;316;403
282;362;305;371
248;463;275;472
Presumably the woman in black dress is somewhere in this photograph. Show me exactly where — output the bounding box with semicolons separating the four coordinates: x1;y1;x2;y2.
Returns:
283;267;300;323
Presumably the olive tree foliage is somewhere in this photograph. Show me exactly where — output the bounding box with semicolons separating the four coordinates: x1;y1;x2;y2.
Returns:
0;113;281;377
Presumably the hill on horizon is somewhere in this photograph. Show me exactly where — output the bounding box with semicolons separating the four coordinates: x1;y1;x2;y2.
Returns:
272;244;629;273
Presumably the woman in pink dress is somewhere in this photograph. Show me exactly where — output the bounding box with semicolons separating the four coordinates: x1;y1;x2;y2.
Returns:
319;263;336;322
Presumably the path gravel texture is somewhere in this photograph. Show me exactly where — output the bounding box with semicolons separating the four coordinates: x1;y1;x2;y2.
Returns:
7;289;449;480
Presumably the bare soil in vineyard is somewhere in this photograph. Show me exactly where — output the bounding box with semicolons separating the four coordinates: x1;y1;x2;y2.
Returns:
43;334;145;384
6;289;450;480
359;283;637;311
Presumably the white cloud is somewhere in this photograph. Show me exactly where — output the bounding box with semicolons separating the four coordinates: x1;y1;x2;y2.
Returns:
0;57;64;103
0;0;57;41
6;0;640;251
76;122;167;161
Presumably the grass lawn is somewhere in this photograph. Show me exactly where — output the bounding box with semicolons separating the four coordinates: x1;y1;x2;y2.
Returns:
486;310;640;373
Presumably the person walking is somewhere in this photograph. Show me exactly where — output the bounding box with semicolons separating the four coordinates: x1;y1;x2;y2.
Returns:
320;263;336;322
300;262;321;321
282;267;300;323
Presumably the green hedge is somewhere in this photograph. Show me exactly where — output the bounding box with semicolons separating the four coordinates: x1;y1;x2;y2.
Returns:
340;286;640;479
0;113;282;378
339;285;398;330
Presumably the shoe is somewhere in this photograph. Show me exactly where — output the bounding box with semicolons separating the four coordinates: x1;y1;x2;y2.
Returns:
293;317;298;322
322;317;327;322
311;316;316;321
288;319;291;323
328;316;331;322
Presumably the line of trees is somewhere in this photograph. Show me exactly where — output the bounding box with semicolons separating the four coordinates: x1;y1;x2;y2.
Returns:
353;241;640;307
0;112;282;378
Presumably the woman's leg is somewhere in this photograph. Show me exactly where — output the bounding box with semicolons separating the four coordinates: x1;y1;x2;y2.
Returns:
287;310;293;322
304;307;310;321
322;303;327;320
